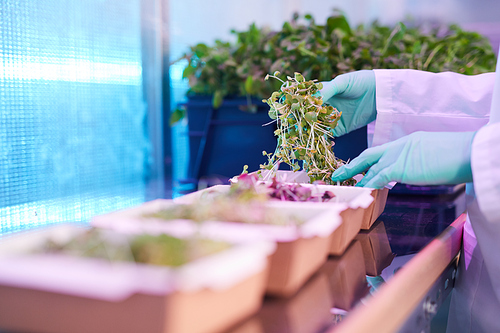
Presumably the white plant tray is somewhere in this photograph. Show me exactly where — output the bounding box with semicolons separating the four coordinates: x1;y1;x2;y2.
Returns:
0;224;274;300
176;182;374;216
92;199;344;243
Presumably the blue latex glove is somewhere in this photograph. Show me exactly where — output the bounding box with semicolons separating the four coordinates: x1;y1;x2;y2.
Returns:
331;131;476;189
320;70;376;137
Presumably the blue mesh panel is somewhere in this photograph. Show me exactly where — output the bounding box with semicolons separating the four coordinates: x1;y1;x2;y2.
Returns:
0;0;151;236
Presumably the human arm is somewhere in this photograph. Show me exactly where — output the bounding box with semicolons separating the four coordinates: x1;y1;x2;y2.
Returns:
367;61;500;212
372;69;495;146
325;69;495;189
320;69;495;143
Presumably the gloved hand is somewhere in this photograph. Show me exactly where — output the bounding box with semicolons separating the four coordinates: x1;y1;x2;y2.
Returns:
320;70;376;137
331;131;476;189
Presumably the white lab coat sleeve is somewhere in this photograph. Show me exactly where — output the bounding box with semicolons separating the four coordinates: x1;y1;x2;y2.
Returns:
372;69;495;146
471;55;500;223
472;123;500;223
463;70;500;330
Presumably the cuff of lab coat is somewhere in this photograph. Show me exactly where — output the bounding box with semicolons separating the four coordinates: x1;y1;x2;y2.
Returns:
373;69;395;146
471;123;500;223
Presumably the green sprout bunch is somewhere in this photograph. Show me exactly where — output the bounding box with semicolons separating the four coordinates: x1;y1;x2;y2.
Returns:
260;71;356;186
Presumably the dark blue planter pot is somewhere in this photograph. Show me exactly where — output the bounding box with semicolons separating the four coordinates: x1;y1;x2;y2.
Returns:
181;96;277;186
180;95;368;187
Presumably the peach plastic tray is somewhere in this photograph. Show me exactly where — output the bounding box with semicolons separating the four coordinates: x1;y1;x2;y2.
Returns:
0;225;272;333
92;199;344;297
178;181;374;256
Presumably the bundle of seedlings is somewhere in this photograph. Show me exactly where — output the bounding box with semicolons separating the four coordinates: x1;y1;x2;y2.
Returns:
260;71;356;186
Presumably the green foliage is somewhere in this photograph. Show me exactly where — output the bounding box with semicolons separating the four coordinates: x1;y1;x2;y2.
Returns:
176;12;497;108
131;234;230;267
169;106;186;126
260;72;356;186
42;228;229;267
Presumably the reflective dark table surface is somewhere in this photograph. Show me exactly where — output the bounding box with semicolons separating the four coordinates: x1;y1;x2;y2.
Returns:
225;187;466;333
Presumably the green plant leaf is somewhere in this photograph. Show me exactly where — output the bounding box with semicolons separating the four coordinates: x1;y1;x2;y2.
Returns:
283;21;293;33
294;72;305;82
294;149;306;159
392;22;406;42
169;107;186;126
298;46;317;58
326;15;351;35
328;118;339;129
212;90;224;109
245;76;254;94
194;43;209;58
304;111;317;122
412;40;422;54
182;65;196;79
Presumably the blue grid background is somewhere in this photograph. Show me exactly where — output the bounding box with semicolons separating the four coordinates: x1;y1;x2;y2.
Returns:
0;0;152;236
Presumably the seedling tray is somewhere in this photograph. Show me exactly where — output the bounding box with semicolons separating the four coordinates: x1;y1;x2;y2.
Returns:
0;225;271;333
179;181;373;256
253;170;389;230
92;199;343;297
